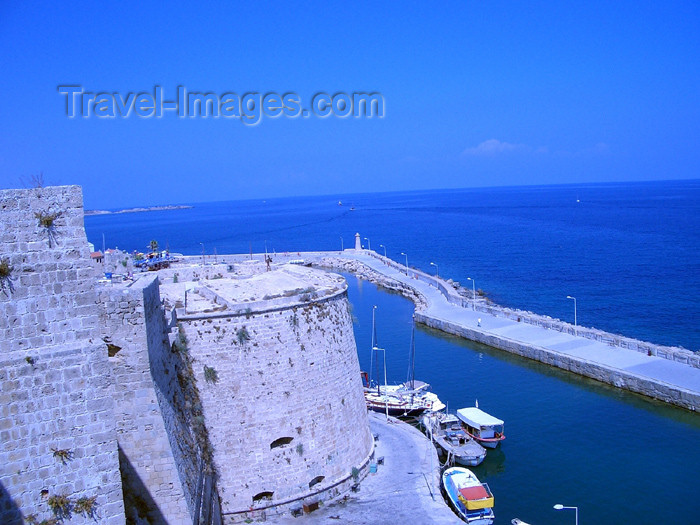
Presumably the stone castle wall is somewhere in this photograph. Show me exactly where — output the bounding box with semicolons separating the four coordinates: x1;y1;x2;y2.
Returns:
0;186;125;524
1;186;374;525
98;275;198;524
177;286;373;522
156;263;232;284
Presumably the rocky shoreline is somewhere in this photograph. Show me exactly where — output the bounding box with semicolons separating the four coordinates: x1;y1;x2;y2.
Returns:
315;256;428;310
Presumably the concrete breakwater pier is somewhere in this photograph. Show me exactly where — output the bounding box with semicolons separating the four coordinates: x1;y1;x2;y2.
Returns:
324;249;700;412
212;247;700;412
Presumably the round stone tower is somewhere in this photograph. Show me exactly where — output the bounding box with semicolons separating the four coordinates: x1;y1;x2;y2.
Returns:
170;264;373;522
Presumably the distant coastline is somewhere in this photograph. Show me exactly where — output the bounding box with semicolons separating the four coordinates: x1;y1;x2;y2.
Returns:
85;205;193;216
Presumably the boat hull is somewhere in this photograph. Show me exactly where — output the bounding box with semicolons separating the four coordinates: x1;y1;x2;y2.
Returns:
364;384;443;417
464;430;505;449
453;452;486;467
434;439;486;467
476;438;502;449
365;399;428;417
442;467;495;525
421;413;487;467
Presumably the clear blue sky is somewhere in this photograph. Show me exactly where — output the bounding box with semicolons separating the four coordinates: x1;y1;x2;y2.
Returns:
1;2;699;208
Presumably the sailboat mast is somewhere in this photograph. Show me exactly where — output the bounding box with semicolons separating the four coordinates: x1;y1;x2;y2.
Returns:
373;306;383;396
375;349;382;396
367;306;377;388
406;319;416;390
372;306;378;348
383;349;389;421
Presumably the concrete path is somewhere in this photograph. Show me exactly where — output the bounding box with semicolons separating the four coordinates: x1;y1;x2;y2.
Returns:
338;251;700;409
271;412;461;525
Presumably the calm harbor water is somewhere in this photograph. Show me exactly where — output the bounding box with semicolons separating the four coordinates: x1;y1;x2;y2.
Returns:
84;181;700;523
347;274;700;524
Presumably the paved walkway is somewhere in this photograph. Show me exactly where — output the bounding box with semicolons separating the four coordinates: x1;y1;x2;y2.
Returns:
271;412;461;525
338;251;700;409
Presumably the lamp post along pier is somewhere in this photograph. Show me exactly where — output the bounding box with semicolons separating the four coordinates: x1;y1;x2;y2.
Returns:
553;504;579;525
430;261;439;277
467;277;476;311
567;296;577;335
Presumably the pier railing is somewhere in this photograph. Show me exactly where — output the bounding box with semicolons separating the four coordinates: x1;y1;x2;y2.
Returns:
363;250;700;369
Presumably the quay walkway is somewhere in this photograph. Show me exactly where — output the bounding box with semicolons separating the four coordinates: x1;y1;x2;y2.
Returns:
333;250;700;412
270;411;461;525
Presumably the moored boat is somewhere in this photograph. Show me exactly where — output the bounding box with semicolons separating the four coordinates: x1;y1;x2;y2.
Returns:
362;312;445;417
362;385;425;416
456;406;505;449
421;412;487;466
442;467;495;524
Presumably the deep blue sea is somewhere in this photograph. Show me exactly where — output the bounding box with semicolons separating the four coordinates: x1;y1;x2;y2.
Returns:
85;180;700;523
86;179;700;350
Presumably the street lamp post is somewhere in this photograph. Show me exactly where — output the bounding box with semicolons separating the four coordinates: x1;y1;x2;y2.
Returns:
379;244;387;258
340;236;343;251
200;243;205;265
400;252;409;276
430;262;439;277
364;237;371;251
566;295;577;334
553;504;578;525
467;277;476;311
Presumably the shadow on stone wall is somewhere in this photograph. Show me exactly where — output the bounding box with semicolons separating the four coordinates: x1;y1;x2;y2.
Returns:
144;279;201;515
119;445;168;525
0;481;22;525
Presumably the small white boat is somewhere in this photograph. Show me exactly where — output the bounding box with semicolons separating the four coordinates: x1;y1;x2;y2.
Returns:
456;406;505;449
421;412;486;466
442;467;495;524
385;381;445;411
362;377;445;416
363;313;445;417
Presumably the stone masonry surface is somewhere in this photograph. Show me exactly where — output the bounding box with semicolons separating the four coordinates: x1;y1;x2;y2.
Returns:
1;190;408;525
0;186;125;524
98;274;195;524
166;265;374;522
